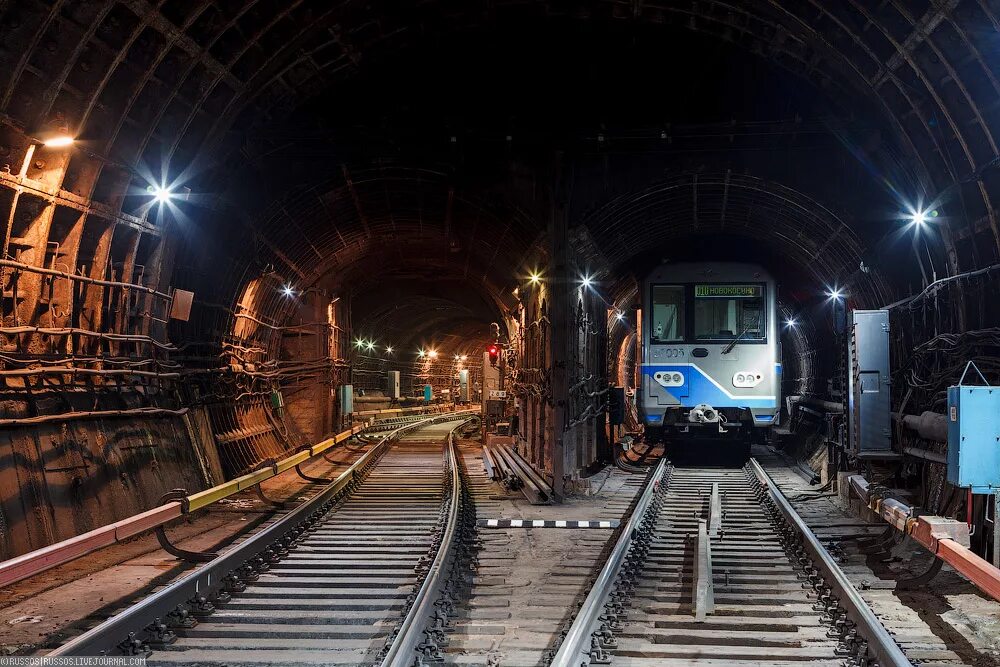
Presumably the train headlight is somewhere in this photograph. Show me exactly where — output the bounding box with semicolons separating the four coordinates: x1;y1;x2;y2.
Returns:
654;371;685;387
732;371;763;388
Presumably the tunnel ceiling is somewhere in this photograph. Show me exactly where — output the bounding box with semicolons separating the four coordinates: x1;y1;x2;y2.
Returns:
4;1;1000;340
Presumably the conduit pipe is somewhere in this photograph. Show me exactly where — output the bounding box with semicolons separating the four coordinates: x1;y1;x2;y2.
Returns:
786;394;844;415
0;258;172;299
0;406;189;425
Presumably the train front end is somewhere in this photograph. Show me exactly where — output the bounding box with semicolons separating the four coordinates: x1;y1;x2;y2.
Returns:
638;262;780;449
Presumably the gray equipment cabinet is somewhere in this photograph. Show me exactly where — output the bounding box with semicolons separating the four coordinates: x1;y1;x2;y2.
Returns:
848;310;893;457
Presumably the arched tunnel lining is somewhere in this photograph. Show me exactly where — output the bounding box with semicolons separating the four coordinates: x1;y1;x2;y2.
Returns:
0;2;999;561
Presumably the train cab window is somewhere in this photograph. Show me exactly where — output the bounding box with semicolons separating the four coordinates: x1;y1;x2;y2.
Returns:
694;284;765;341
651;285;685;342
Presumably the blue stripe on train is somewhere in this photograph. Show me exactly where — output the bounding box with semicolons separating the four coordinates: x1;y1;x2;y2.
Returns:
642;364;778;409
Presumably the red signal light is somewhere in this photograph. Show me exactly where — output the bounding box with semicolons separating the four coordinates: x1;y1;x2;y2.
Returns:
487;343;500;367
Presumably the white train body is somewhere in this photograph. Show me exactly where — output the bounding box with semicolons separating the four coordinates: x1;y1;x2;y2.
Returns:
638;262;781;439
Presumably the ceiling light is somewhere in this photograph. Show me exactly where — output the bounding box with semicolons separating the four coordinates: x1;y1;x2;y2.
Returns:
615;311;625;321
827;287;843;301
428;349;438;359
528;272;541;285
149;185;173;203
385;346;394;354
581;275;593;289
282;284;295;297
785;317;798;328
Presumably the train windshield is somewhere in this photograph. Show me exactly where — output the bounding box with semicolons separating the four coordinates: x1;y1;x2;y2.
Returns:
651;285;685;342
694;284;765;341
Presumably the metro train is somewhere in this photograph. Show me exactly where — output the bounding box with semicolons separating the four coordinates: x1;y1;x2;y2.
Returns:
638;262;781;454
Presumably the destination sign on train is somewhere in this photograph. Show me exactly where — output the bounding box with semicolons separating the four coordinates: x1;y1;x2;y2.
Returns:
695;285;762;298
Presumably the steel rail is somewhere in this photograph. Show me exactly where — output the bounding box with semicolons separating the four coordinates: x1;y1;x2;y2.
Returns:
49;411;477;657
381;420;472;666
549;458;668;667
748;458;912;667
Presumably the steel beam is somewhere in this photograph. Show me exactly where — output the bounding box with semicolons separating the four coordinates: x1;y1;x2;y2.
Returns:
694;518;715;621
708;481;722;537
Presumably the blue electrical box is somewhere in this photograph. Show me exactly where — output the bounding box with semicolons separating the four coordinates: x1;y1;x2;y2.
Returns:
947;366;1000;493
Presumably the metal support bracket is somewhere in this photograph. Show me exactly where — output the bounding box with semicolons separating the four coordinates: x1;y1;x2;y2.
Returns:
295;463;332;484
293;447;331;483
155;490;219;563
252;482;286;509
896;557;943;590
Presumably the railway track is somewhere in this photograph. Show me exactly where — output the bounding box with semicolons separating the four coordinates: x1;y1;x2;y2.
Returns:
549;458;916;667
47;423;935;667
48;414;476;666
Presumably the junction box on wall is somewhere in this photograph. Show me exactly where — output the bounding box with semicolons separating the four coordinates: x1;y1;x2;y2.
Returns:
947;363;1000;494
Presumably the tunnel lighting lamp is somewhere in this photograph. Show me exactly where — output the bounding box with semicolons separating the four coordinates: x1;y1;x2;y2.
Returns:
615;311;625;321
42;135;74;148
365;340;375;351
282;284;296;297
148;184;173;203
417;349;426;358
528;272;541;285
785;317;798;328
461;355;467;361
827;287;843;301
428;349;438;359
354;339;364;348
581;275;593;289
385;346;394;354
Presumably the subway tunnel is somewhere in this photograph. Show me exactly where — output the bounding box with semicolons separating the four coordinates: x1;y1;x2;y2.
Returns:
1;2;1000;664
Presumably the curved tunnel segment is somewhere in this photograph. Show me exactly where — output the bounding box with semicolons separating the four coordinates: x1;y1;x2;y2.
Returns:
0;3;999;662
